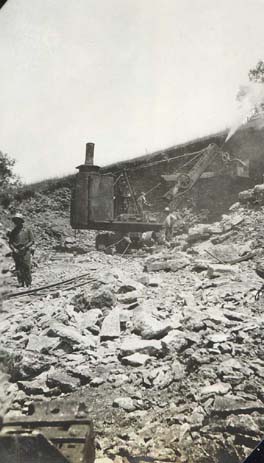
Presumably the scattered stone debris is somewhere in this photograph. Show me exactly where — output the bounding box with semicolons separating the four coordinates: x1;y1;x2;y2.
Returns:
2;184;264;462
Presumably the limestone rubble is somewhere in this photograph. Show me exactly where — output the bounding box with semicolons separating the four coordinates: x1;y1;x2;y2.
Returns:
1;187;264;462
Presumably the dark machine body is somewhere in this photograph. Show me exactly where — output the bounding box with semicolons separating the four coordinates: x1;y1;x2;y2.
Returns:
70;143;163;234
71;142;249;239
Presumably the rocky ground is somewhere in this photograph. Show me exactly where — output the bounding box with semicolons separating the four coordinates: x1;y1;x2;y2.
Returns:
1;184;264;463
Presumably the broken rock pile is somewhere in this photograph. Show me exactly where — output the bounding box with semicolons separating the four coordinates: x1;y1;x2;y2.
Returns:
2;186;264;462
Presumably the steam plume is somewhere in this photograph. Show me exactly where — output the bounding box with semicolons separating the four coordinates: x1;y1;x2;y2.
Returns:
226;82;264;142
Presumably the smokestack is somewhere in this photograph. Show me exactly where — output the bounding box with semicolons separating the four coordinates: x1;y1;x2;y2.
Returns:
85;143;95;165
76;142;99;172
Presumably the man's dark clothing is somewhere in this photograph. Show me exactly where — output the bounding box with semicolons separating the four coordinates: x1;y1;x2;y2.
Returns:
9;227;34;287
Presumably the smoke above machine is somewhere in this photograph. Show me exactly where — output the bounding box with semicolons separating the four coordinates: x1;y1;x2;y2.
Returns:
226;82;264;142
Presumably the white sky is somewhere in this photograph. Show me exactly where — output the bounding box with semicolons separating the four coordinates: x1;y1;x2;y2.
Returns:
0;0;264;182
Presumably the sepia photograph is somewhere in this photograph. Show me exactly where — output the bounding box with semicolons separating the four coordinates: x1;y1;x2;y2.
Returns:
1;1;264;462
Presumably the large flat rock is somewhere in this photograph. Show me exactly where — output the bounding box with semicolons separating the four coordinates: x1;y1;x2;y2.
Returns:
132;310;173;340
100;308;120;341
47;369;81;393
213;395;264;415
46;322;96;348
119;337;165;357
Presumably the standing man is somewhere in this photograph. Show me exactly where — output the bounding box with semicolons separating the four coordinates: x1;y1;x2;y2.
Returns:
137;191;151;220
9;213;34;287
164;207;177;242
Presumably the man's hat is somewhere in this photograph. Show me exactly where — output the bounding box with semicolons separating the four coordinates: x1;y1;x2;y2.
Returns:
12;213;24;223
164;207;170;212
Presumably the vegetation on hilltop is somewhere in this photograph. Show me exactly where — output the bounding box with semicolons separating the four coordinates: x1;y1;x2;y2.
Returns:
0;151;22;208
0;150;75;208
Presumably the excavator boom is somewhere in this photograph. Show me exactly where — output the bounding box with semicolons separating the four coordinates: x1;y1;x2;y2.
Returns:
163;143;223;200
162;143;248;201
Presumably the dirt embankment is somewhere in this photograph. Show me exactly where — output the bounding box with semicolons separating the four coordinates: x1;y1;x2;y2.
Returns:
1;182;264;463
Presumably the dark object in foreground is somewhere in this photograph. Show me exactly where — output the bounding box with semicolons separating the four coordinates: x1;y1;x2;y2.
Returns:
242;438;264;462
0;417;95;463
0;434;70;463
